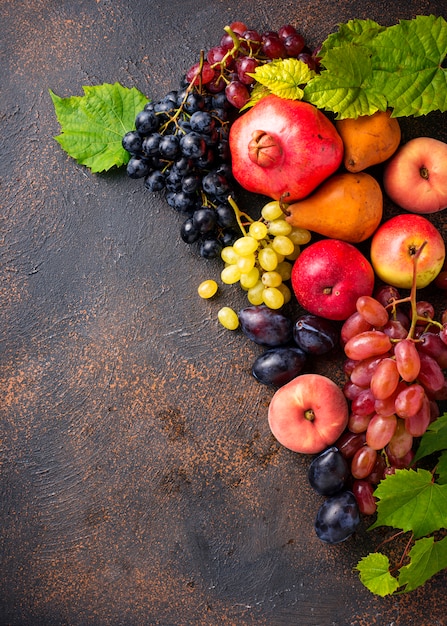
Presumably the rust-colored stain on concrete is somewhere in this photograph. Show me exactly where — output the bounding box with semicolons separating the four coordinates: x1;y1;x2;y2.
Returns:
1;1;446;625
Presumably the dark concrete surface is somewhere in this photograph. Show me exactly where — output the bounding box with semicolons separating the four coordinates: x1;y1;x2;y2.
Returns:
1;1;446;625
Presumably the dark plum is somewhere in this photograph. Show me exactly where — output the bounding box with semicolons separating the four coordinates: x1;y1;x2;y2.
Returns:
314;491;360;544
308;446;350;496
252;346;307;387
238;305;293;347
293;314;338;355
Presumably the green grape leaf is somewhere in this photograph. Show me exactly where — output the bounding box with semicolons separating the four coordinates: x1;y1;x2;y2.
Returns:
355;553;400;597
413;413;447;463
398;536;447;592
303;45;388;119
369;468;447;538
50;82;149;172
435;450;447;485
304;14;447;119
369;15;447;117
250;58;316;100
319;18;385;54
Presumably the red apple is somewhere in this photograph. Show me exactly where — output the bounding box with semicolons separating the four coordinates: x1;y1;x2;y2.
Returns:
370;214;445;289
268;373;349;454
291;239;375;321
229;94;343;202
383;137;447;213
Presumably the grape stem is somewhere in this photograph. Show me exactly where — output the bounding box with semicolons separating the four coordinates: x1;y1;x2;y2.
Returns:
385;241;443;340
227;195;256;235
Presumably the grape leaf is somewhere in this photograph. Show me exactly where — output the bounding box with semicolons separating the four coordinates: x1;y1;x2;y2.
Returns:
369;468;447;538
355;553;400;597
249;58;316;100
304;14;447;119
303;45;388;119
319;18;385;53
413;412;447;463
435;450;447;485
50;82;149;173
369;15;447;117
398;536;447;592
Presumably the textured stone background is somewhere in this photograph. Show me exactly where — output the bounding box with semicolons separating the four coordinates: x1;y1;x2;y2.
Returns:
1;1;446;624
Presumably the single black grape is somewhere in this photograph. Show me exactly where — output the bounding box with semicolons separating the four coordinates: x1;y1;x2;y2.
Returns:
144;170;165;192
252;346;307;387
192;207;217;234
293;314;339;355
122;130;143;155
126;156;151;179
141;133;162;156
308;447;350;496
199;236;222;259
180;132;207;159
190;110;215;134
238;305;293;347
135;109;159;135
314;491;360;544
180;217;201;244
158;134;180;159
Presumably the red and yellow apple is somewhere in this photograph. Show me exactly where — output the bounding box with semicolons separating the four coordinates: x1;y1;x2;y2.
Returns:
268;373;349;454
291;239;375;321
383;137;447;214
370;214;445;289
229;94;344;202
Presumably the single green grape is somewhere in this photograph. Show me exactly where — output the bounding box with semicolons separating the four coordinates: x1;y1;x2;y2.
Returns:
272;235;295;256
240;266;260;289
233;235;259;256
218;306;239;330
197;279;218;299
262;286;285;309
258;246;278;271
261;270;283;288
221;264;241;284
248;221;268;240
261;200;283;221
267;219;293;236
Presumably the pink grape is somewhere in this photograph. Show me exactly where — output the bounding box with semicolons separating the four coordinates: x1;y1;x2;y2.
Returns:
350;355;386;387
366;413;397;450
405;395;431;437
341;311;373;344
353;480;377;515
374;285;401;307
394;339;421;382
370;358;400;401
344;331;392;361
418;331;447;368
356;295;389;327
374;380;407;416
387;418;414;459
394;384;426;419
417;352;445;394
348;412;373;434
351;445;378;479
351;388;376;416
335;431;366;459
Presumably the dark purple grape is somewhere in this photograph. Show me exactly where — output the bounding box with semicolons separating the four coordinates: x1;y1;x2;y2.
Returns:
180;132;207;159
135;109;159;135
122;130;143;155
314;491;360;544
192;207;217;234
180;217;200;244
252;346;307;387
225;80;250;108
238;305;293;347
308;447;350;496
126;156;151;179
293;314;338;355
144;170;165;192
199;236;222;259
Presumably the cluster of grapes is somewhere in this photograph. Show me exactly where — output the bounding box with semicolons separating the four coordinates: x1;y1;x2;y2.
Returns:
335;285;447;515
122;21;319;262
185;20;319;110
219;199;311;310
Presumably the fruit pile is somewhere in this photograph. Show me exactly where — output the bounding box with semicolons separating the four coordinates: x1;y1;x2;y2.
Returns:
121;21;447;547
122;22;321;260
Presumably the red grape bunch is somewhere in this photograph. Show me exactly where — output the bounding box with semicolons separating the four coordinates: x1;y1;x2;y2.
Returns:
336;279;447;516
